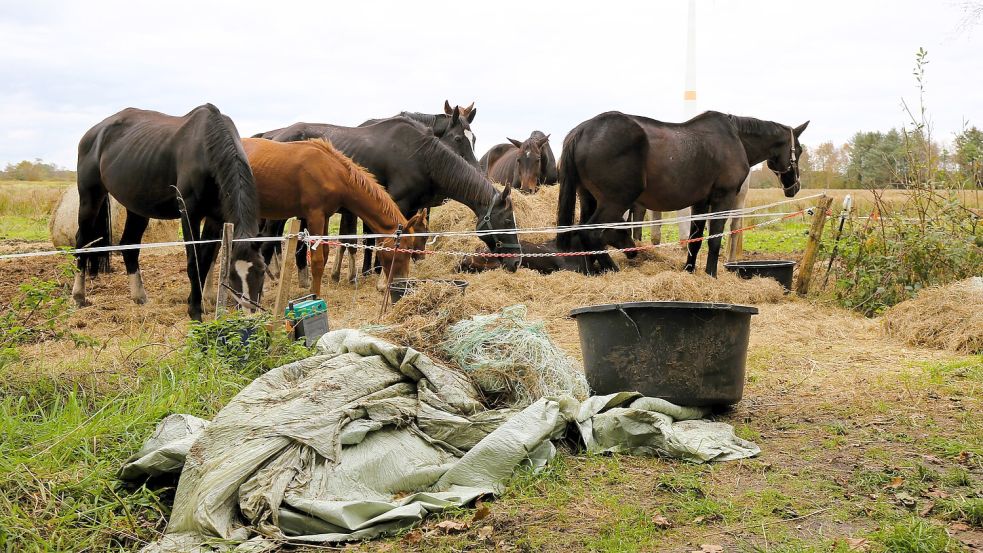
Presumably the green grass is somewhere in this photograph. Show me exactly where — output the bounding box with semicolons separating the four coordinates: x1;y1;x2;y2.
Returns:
0;215;49;241
0;314;310;551
871;518;961;553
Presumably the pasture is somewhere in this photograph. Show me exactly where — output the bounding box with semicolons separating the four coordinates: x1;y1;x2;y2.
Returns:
0;181;980;552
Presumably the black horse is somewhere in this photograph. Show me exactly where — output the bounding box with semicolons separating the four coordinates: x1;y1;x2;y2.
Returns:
73;104;266;320
557;110;808;276
480;131;558;193
255;117;522;275
360;101;479;168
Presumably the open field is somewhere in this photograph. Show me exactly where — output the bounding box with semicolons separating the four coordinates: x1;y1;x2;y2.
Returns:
1;182;980;552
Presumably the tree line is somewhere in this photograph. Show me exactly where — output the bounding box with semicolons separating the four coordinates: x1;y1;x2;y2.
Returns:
751;126;983;189
1;159;76;182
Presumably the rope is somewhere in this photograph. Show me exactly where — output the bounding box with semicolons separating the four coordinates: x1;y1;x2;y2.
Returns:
0;193;820;261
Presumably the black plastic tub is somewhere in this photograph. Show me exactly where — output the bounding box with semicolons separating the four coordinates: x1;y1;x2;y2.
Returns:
724;260;796;291
570;301;758;407
388;278;468;304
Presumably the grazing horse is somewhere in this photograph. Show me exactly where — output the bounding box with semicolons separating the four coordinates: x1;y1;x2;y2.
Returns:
480;131;558;194
360;101;479;168
73;104;266;321
242;138;427;296
255;117;522;273
557;110;808;276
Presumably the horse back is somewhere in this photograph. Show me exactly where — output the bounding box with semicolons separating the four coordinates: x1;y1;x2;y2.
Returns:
484;143;517;183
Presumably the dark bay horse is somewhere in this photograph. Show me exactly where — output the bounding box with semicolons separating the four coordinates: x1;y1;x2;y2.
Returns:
242;138;427;296
255;117;522;271
557;110;808;275
360;101;479;168
73;104;266;320
480;131;558;193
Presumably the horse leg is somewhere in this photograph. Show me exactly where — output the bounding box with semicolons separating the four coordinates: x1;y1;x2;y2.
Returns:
180;214;207;321
583;204;632;273
200;219;223;308
307;217;327;297
684;202;709;273
72;174;109;307
630;205;646;241
296;218;311;288
119;210;150;304
332;211;356;283
347;245;358;283
650;211;662;245
705;195;738;277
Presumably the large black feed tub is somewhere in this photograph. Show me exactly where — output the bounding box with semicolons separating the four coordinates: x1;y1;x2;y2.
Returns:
570;301;758;407
724;260;796;291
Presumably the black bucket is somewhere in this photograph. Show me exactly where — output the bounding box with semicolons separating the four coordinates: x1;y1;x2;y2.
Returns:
724;260;796;291
570;301;758;407
388;278;468;304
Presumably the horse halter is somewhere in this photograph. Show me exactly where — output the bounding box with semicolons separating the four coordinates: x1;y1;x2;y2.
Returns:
770;128;800;191
476;193;523;252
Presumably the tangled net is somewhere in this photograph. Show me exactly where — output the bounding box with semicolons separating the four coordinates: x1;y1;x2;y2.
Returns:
442;305;590;407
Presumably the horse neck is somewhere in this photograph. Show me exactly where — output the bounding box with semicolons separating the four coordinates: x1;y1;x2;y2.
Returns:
424;143;496;216
204;114;258;238
339;164;407;235
731;116;786;166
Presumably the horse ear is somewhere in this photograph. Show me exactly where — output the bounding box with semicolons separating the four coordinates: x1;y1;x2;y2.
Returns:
500;182;512;200
465;104;477;123
508;137;523;148
444;100;454;115
793;121;810;137
450;108;460;126
537;134;551;147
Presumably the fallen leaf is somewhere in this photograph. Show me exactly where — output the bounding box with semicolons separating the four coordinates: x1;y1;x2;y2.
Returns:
919;500;935;517
692;516;706;524
436;520;468;534
924;488;950;499
403;529;423;544
886;477;905;489
472;503;491;523
476;525;493;541
894;492;917;508
955;451;975;465
950;522;971;532
652;514;672;529
844;537;869;551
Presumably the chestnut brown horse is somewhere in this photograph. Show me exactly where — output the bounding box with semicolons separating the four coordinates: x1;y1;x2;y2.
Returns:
242;138;427;297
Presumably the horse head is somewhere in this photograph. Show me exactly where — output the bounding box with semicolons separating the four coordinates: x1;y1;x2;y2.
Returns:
509;133;551;194
376;210;428;291
767;121;809;197
227;242;267;312
476;184;522;271
438;100;479;169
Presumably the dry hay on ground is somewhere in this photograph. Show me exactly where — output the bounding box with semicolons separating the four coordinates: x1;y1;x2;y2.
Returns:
882;277;983;354
379;253;787;362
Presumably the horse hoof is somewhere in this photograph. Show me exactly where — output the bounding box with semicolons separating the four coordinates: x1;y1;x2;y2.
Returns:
684;264;696;273
132;295;147;305
74;297;91;307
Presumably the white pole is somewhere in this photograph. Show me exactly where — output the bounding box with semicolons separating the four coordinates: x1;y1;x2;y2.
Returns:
677;0;698;243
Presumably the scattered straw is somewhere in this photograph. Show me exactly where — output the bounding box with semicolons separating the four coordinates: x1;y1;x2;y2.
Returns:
882;277;983;354
442;305;590;407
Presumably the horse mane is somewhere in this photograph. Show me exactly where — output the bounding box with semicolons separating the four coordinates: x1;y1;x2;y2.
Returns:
203;107;259;238
304;139;406;228
412;130;495;211
726;114;785;138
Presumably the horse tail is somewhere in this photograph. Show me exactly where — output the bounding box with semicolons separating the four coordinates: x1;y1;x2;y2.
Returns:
556;128;581;250
203;105;259;238
81;195;112;274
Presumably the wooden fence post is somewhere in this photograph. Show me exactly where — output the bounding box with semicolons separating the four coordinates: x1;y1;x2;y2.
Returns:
214;222;234;317
273;218;302;319
794;195;833;296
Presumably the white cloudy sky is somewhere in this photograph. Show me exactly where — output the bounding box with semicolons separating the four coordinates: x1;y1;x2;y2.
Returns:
1;0;980;168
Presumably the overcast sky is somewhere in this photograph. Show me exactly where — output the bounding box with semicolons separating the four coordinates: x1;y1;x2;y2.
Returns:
1;0;980;168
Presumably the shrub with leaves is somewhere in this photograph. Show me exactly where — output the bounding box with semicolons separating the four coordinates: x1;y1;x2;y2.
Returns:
185;313;311;375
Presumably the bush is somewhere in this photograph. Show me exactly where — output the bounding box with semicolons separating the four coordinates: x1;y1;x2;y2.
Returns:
185;313;311;375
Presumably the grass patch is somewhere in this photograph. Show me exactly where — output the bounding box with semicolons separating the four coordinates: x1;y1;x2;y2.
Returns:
0;215;49;241
871;517;960;553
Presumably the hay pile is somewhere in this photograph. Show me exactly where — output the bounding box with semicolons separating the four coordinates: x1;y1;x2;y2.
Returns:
49;185;179;248
424;185;565;271
882;277;983;354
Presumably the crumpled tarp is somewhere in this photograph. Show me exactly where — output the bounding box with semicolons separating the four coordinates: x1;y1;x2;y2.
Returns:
124;329;758;552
